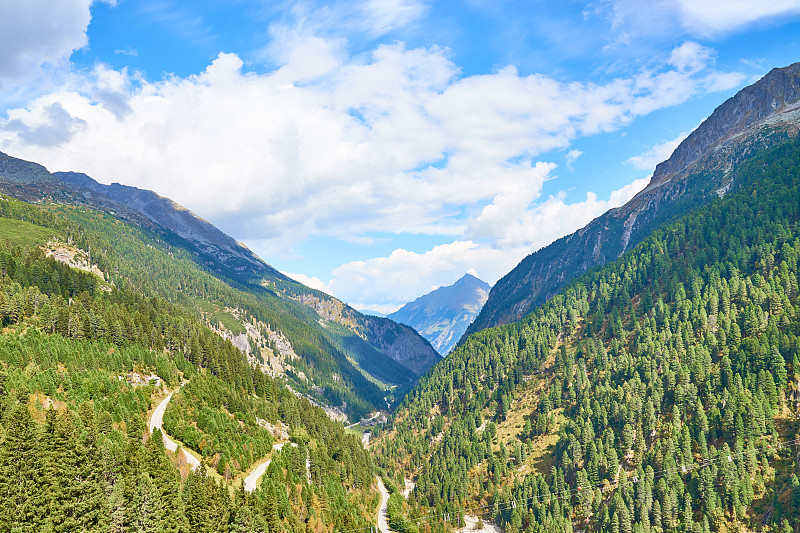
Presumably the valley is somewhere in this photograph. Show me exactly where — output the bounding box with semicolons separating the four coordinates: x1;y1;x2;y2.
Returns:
1;55;800;533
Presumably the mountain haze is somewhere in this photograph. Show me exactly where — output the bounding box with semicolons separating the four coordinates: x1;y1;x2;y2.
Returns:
463;61;800;342
388;273;490;355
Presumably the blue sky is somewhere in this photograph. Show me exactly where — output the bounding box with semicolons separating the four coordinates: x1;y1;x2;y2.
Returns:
2;0;800;312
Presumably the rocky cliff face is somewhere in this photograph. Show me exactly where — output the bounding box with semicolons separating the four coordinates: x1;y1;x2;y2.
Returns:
463;62;800;341
361;315;442;376
291;291;440;378
389;273;490;356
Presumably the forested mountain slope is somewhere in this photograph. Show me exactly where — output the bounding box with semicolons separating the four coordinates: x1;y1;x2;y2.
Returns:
464;61;800;342
389;274;490;355
0;196;378;531
375;132;800;532
0;152;440;415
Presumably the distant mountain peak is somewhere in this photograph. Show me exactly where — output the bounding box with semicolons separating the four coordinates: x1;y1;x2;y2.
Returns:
388;273;490;356
455;272;482;284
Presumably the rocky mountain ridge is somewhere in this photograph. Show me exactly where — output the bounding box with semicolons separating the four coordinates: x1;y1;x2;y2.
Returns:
462;61;800;341
0;153;283;281
56;171;276;279
289;291;440;378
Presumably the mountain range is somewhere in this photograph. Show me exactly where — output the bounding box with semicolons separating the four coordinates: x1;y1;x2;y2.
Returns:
2;59;800;533
0;151;440;418
462;61;800;343
388;273;490;355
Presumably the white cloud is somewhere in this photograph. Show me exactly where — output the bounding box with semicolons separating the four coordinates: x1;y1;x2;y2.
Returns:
0;31;745;310
114;47;138;57
668;42;714;74
565;149;583;170
260;0;427;59
676;0;800;37
329;241;518;307
468;175;650;252
360;0;428;37
0;0;93;88
328;177;649;307
282;272;332;294
598;0;800;44
626;130;691;171
0;40;739;259
2;102;87;147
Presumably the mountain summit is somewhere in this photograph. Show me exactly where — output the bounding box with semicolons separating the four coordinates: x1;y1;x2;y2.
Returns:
462;61;800;341
388;273;490;355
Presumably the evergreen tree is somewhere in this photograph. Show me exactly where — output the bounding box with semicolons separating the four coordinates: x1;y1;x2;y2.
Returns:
0;400;44;532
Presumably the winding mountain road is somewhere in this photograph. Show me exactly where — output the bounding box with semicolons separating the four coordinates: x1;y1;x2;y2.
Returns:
243;443;286;492
150;389;311;492
149;390;201;471
242;442;306;492
377;477;391;533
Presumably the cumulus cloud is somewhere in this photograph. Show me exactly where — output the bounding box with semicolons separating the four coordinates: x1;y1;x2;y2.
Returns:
329;176;649;307
0;34;742;308
329;241;518;308
469;175;650;252
668;42;714;73
0;41;736;252
0;0;94;87
2;102;87;147
626;130;691;171
675;0;800;37
282;272;331;294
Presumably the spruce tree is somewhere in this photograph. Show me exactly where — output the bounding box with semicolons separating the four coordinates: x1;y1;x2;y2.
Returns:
0;401;43;532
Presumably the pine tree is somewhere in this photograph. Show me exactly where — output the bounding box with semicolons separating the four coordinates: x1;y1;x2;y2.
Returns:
0;401;44;532
132;473;163;533
145;429;185;533
184;468;213;533
108;481;126;533
46;410;108;532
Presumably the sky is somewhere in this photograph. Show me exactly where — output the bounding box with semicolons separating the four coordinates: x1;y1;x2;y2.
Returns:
1;1;800;313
